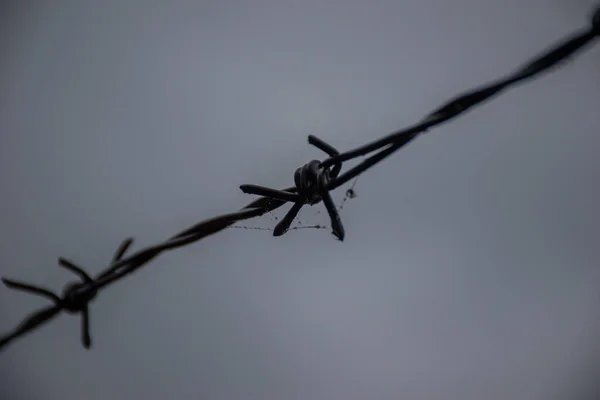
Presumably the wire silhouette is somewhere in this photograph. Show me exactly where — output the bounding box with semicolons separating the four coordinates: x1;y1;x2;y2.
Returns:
319;8;600;190
1;6;598;352
240;135;345;240
0;238;132;349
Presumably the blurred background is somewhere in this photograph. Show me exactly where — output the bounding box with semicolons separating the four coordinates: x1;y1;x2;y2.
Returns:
1;1;599;399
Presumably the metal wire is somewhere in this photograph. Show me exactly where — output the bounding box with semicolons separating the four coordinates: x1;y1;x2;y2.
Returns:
1;6;598;352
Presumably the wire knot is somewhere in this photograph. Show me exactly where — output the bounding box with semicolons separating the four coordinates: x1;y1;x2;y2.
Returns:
294;160;332;204
0;238;132;350
60;281;97;313
240;135;346;240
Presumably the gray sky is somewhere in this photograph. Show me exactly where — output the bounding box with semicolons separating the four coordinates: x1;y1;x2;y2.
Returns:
1;1;599;399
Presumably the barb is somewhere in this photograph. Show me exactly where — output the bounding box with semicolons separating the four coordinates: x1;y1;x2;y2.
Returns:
1;6;598;352
240;134;345;240
0;193;291;351
0;239;132;349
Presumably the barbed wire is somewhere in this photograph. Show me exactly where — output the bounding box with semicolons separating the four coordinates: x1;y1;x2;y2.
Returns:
1;6;598;352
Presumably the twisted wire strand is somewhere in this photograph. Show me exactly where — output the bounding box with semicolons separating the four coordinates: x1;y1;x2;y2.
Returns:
1;6;598;352
322;9;600;190
0;189;293;350
88;188;296;292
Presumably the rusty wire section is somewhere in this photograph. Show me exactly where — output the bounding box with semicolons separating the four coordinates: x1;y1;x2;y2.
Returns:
1;7;598;352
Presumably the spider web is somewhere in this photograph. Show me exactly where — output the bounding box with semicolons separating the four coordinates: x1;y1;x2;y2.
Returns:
229;173;361;235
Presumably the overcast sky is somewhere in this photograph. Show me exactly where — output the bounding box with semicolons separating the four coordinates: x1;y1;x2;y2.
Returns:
1;1;599;399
